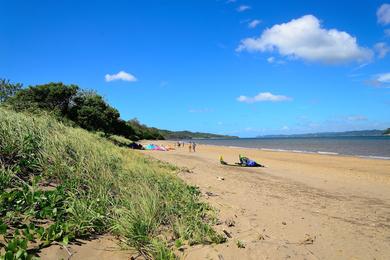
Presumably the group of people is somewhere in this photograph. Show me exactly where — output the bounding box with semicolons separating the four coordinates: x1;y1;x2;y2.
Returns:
176;141;197;152
174;141;263;167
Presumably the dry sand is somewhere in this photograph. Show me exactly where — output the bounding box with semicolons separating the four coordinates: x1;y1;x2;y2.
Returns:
38;142;390;259
140;141;390;260
39;235;136;260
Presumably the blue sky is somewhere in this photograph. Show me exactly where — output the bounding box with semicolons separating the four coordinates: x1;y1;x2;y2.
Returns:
1;0;390;137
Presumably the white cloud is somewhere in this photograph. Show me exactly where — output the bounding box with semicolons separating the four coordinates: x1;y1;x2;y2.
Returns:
267;56;286;64
377;4;390;25
267;57;275;63
236;15;372;64
385;29;390;37
237;92;292;103
367;72;390;87
377;73;390;83
374;42;390;58
105;71;137;82
248;19;261;28
237;5;250;12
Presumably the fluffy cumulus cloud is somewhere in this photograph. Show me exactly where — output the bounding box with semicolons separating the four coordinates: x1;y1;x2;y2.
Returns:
237;92;292;103
237;5;250;12
236;15;373;64
377;4;390;25
248;19;261;28
105;71;137;82
374;42;390;58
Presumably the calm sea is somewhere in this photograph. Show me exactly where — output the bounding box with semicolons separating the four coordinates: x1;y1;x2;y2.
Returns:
193;136;390;160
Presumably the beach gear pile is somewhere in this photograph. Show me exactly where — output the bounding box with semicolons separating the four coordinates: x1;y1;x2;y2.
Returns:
220;154;265;167
129;142;144;150
144;144;174;151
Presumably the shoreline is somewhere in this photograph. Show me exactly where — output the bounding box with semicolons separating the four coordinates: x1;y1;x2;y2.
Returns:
151;141;390;160
140;141;390;259
220;144;390;160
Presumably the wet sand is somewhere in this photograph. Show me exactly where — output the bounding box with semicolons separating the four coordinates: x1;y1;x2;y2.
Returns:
141;141;390;260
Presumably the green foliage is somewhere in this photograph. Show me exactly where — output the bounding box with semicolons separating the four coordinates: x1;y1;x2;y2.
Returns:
236;239;245;248
106;135;133;147
0;79;22;103
0;108;224;259
127;119;164;140
6;82;78;116
4;83;139;140
68;90;132;136
158;129;238;140
384;128;390;135
3;80;235;141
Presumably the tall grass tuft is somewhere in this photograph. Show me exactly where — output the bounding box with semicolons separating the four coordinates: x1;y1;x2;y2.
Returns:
0;108;224;259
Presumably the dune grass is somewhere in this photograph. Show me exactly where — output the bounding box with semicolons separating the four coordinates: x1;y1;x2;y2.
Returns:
0;108;224;259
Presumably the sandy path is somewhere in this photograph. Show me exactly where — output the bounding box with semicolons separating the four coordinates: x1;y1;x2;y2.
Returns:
39;235;136;260
141;142;390;260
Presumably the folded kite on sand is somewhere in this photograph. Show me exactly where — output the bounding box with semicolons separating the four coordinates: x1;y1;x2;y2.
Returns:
144;144;175;151
220;155;265;167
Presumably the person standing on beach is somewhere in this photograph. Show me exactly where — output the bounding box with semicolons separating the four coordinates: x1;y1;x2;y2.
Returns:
192;142;196;152
188;142;192;152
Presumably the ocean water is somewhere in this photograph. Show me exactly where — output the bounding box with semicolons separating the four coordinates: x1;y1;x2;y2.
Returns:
193;136;390;160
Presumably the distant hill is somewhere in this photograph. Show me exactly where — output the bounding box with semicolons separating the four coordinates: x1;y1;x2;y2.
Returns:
258;129;388;138
126;119;237;140
159;129;238;140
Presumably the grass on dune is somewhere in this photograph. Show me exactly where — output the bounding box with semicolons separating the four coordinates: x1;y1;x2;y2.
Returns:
0;108;224;259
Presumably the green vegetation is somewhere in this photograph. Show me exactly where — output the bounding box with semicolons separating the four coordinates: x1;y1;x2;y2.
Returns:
236;240;245;248
384;128;390;135
0;108;224;259
0;79;22;103
127;119;165;140
2;79;234;141
159;130;238;140
4;82;140;140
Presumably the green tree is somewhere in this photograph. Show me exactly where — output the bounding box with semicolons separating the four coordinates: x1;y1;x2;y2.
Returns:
5;82;138;140
127;118;164;140
69;91;136;138
7;82;78;115
384;128;390;135
0;78;22;103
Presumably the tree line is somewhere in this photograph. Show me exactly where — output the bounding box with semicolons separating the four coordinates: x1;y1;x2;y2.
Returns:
0;79;164;140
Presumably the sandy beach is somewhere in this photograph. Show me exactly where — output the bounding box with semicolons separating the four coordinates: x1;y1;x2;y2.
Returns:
141;141;390;260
